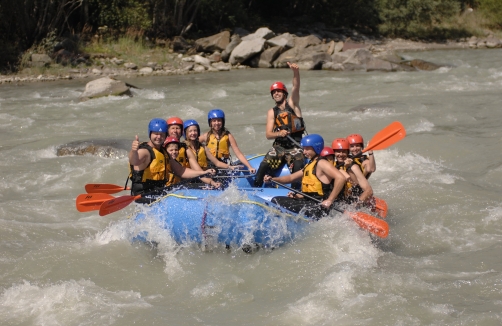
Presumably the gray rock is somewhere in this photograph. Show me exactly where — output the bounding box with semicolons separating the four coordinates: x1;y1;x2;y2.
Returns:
334;41;344;53
486;37;501;48
194;55;212;68
79;77;131;101
124;62;138;69
211;62;231;71
294;35;322;49
408;59;441;71
241;27;275;41
56;139;129;158
195;31;230;53
222;34;241;62
266;33;295;49
30;53;52;67
322;62;344;71
249;46;284;68
139;67;153;74
229;38;266;65
193;64;206;72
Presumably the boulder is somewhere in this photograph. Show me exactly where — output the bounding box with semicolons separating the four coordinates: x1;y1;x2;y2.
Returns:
139;67;153;74
194;55;212;68
241;27;275;41
322;62;344;71
486;37;501;48
294;35;322;49
195;31;230;53
342;41;370;52
229;38;266;65
172;36;191;53
193;65;206;72
374;52;403;64
221;34;241;62
408;59;441;71
79;77;131;101
249;46;284;68
468;36;478;48
56;139;129;158
211;62;232;71
274;46;331;70
124;62;138;69
31;54;52;67
266;33;295;49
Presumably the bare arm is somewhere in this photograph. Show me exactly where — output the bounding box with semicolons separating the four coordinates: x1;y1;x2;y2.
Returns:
350;165;373;202
365;152;376;174
265;169;303;185
128;135;151;170
205;146;232;169
287;62;302;117
318;160;345;207
186;149;220;187
170;157;214;180
228;133;256;173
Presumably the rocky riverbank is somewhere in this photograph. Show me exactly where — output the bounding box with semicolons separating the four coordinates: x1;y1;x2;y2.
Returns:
1;26;501;85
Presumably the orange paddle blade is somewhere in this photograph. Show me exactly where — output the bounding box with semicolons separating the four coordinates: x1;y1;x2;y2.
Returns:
363;121;406;152
85;183;130;194
99;195;141;216
346;211;389;238
374;197;388;218
76;193;115;212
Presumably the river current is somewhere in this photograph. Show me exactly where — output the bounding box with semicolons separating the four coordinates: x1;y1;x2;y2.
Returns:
1;49;502;325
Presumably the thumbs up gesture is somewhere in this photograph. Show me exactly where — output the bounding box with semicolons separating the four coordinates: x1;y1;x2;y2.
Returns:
131;135;140;151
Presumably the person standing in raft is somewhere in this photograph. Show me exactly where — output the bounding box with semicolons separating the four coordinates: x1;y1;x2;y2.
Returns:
346;133;376;178
263;134;346;220
199;109;256;174
332;138;374;207
254;62;306;188
128;118;215;196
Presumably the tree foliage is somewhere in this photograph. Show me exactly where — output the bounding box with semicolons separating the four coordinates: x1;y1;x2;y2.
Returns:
477;0;502;28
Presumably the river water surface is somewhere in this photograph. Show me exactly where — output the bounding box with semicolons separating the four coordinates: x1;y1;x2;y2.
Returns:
1;49;502;325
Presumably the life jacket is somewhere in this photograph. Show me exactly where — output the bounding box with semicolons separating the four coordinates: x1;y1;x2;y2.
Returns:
349;153;371;179
301;157;332;200
206;130;230;161
273;102;305;148
129;142;171;195
176;143;190;168
187;141;208;170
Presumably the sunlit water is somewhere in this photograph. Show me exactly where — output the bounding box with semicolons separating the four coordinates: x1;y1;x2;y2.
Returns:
1;49;502;325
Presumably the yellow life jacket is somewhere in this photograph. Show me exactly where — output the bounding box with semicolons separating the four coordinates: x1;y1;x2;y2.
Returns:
188;142;208;170
301;157;331;198
273;103;305;148
206;131;230;160
129;142;171;194
177;144;190;168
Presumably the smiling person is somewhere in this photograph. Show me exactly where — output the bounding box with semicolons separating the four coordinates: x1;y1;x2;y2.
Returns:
254;62;306;188
332;137;374;207
199;108;256;174
128;118;215;196
346;133;376;178
263;134;345;220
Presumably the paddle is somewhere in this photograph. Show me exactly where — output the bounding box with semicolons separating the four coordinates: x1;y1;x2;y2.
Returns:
98;194;142;216
362;121;406;153
269;180;389;238
76;193;115;212
373;197;388;218
85;183;130;194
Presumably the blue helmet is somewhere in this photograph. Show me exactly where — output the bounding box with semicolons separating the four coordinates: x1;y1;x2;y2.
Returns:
207;109;225;128
148;118;168;138
300;134;324;155
183;119;200;139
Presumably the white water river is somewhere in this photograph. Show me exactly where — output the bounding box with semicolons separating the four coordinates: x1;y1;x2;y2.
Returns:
1;48;502;325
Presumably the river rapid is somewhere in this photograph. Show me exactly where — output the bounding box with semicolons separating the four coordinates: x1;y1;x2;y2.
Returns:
1;48;502;325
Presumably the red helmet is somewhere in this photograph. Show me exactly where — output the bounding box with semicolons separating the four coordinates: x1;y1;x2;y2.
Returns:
332;138;349;150
167;117;183;127
320;147;335;157
346;134;364;145
270;81;288;95
163;137;180;147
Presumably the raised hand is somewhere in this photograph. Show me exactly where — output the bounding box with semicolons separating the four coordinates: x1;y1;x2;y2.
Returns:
132;135;140;151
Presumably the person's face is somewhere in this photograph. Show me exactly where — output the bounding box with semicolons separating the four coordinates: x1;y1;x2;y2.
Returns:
349;143;363;156
166;144;179;159
302;146;317;160
186;125;199;141
168;125;182;139
210;118;223;131
334;149;348;162
271;89;286;103
150;131;166;147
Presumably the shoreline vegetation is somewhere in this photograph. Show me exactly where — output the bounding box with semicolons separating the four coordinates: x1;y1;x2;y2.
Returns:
1;0;501;85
